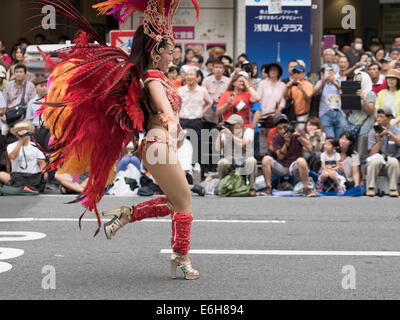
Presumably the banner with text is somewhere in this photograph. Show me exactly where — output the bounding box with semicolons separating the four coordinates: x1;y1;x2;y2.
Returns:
246;0;312;79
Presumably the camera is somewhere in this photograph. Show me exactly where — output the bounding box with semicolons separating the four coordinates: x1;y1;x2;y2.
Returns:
216;122;232;131
285;125;296;134
17;131;33;138
374;125;384;134
291;82;299;87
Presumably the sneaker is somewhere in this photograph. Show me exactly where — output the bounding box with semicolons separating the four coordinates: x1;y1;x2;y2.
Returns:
337;186;344;194
366;188;376;197
316;184;323;193
389;190;399;198
192;185;205;197
303;188;316;197
259;186;273;196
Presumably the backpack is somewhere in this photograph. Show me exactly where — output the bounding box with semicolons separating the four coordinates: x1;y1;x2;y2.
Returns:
218;170;250;197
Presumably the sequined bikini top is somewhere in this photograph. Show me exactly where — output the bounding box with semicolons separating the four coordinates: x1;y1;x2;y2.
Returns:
142;69;181;114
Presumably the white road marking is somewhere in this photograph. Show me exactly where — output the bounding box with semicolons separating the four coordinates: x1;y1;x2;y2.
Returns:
0;262;13;274
0;231;47;242
160;249;400;257
0;247;24;260
0;218;286;224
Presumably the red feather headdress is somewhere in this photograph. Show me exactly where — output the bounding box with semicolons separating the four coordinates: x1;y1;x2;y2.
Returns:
93;0;200;51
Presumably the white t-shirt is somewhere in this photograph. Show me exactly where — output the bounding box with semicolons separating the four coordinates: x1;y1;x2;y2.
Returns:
221;128;254;162
7;141;46;174
177;138;193;174
321;151;340;169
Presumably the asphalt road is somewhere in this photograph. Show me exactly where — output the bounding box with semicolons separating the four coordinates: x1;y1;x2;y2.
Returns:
1;195;400;300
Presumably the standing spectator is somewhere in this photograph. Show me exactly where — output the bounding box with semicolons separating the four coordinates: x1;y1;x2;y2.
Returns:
172;46;184;71
1;64;36;136
237;54;249;65
251;101;262;160
167;66;179;82
257;63;286;120
260;114;315;196
204;57;215;78
192;54;204;71
322;49;339;73
381;57;393;76
375;69;400;124
373;48;386;66
0;65;8;92
339;131;361;189
26;74;49;147
202;60;230;170
393;36;400;51
345;72;376;168
216;73;261;129
183;48;195;65
0;40;12;66
284;64;314;130
10;46;34;81
250;62;261;89
178;68;212;167
368;63;387;95
314;64;345;139
282;60;299;84
366;108;400;197
215;114;258;197
346;37;364;67
389;49;399;61
317;138;345;194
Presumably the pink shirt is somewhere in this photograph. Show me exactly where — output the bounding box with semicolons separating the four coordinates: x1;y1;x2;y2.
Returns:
178;85;212;120
202;75;230;123
257;79;286;116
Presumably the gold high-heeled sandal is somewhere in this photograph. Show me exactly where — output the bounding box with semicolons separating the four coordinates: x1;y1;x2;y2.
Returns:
102;206;133;240
170;253;200;280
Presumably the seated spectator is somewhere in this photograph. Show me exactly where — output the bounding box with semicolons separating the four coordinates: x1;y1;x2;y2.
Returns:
314;64;345;139
304;117;326;172
339;131;361;189
0;122;47;192
345;72;376;168
373;48;386;67
215;114;258;197
375;69;400;126
389;49;399;61
172;46;184;71
204;57;215;78
116;142;141;173
284;64;313;129
260;114;315;196
55;171;88;194
366;107;400;197
317;138;345;194
368;63;387;95
176;136;205;197
10;46;35;82
216;72;261;129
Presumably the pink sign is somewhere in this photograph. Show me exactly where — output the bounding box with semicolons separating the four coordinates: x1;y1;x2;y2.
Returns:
173;26;195;40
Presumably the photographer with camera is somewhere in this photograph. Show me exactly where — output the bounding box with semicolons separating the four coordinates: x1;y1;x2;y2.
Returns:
0;122;47;192
215;114;258;197
366;107;400;197
283;64;313;130
260;114;316;196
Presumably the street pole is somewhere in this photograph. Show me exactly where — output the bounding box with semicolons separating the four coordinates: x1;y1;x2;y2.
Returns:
310;0;323;74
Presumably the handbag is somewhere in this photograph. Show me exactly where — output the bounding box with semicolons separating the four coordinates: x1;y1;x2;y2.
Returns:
282;88;297;123
5;81;28;125
344;114;369;140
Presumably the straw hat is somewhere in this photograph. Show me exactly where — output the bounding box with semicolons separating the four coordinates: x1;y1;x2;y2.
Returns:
386;68;400;80
10;121;35;136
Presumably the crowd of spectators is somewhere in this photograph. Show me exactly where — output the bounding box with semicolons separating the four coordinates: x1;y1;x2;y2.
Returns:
1;34;400;198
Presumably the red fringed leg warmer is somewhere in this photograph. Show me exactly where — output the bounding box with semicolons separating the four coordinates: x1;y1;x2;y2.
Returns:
171;212;193;256
131;197;172;222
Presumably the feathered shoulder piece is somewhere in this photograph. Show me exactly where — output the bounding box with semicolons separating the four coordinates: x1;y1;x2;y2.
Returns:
34;1;144;236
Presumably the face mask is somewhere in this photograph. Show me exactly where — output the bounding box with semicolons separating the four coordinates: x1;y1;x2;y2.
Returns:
355;43;363;51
